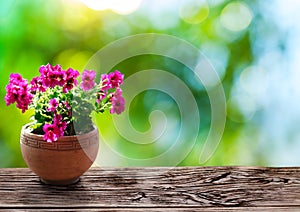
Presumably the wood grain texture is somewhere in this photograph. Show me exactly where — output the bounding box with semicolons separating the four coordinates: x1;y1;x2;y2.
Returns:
0;167;299;211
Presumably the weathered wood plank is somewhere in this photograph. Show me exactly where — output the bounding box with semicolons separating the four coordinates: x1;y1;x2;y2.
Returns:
0;207;300;212
0;167;299;210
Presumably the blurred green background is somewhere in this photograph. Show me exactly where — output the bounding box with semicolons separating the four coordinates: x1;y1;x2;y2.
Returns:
1;0;299;167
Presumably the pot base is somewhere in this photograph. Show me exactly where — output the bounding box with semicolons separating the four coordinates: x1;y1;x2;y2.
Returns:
40;177;80;186
20;124;99;186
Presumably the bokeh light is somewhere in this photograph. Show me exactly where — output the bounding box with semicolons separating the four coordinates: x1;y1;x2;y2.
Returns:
78;0;142;14
179;0;209;24
220;1;252;32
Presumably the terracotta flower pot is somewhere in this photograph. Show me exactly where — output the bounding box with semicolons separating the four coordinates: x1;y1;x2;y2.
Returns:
20;124;99;185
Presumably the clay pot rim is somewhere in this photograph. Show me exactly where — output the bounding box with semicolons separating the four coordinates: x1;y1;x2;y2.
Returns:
21;123;98;142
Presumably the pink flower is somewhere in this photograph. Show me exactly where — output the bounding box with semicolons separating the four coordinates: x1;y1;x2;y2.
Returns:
47;98;59;112
4;73;33;113
110;88;125;114
5;74;25;105
39;64;65;88
63;68;80;93
30;76;46;92
100;70;124;90
109;70;124;88
100;74;111;90
43;114;67;142
53;114;67;136
43;124;60;143
80;70;96;91
55;70;65;87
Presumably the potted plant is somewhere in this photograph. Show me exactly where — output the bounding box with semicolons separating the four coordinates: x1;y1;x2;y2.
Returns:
4;64;125;185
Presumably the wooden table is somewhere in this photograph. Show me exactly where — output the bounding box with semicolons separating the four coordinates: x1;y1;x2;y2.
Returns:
0;167;299;211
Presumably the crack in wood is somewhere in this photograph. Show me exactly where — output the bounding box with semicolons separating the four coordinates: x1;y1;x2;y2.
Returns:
180;191;242;207
206;172;231;183
152;185;175;191
131;192;147;202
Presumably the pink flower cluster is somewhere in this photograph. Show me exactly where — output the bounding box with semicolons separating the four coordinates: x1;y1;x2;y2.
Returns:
47;98;59;112
101;70;124;91
110;88;125;114
31;64;79;93
80;70;96;91
5;64;126;143
99;70;125;114
43;114;67;142
43;98;72;142
5;74;33;113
